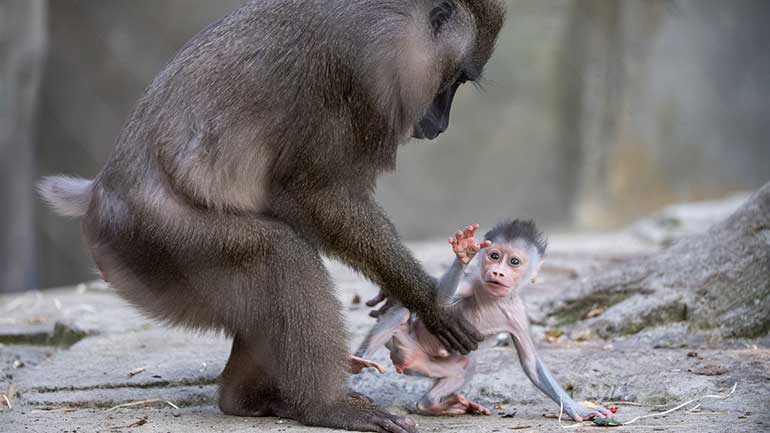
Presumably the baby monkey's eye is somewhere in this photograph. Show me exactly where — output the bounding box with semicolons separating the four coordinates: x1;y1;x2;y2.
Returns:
509;257;521;266
489;252;500;261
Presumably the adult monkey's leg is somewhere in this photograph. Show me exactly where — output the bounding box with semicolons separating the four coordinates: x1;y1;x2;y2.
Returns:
256;239;415;433
219;334;280;417
85;201;415;433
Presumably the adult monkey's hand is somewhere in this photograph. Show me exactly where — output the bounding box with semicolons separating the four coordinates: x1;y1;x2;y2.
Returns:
421;304;483;355
365;289;483;355
275;186;483;355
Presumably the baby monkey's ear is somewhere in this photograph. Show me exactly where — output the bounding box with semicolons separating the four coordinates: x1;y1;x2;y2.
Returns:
531;260;544;283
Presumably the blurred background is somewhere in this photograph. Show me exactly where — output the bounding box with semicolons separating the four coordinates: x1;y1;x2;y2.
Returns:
1;0;769;293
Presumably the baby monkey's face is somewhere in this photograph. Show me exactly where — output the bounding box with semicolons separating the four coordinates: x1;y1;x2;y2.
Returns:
479;240;532;297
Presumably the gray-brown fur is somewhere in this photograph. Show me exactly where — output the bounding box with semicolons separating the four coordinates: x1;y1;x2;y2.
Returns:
39;1;505;432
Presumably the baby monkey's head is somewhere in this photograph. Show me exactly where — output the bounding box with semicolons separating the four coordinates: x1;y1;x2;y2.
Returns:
478;219;547;297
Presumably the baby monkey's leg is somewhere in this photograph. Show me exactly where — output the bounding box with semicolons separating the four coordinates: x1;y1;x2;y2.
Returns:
355;305;410;360
415;356;492;416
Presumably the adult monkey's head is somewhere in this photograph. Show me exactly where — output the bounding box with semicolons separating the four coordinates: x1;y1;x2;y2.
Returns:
411;0;506;140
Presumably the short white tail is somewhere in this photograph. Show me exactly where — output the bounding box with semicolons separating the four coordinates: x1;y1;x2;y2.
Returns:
38;176;94;217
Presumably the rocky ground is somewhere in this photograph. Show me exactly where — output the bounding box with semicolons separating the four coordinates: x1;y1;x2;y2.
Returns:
1;195;769;433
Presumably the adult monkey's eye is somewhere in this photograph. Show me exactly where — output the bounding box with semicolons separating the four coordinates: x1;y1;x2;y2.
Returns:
510;257;521;266
430;0;456;35
489;252;500;261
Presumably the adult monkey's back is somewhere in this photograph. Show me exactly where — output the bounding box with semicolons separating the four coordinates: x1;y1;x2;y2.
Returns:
39;1;505;431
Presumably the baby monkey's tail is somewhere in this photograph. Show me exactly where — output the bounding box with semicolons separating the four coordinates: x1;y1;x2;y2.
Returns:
38;176;94;217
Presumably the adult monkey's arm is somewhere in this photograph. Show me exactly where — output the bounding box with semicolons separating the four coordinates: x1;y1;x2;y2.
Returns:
271;184;483;355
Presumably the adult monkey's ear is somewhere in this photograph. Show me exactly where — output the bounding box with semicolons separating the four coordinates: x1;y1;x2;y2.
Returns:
430;0;456;35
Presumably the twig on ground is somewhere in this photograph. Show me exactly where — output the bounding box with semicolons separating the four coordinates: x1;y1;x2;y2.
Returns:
108;399;180;411
621;382;737;426
30;407;78;414
127;367;146;377
558;382;738;429
604;400;665;407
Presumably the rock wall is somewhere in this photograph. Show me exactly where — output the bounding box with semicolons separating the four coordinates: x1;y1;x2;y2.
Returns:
10;0;770;289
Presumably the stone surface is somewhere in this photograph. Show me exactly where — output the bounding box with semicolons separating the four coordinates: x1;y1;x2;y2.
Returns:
2;199;770;432
548;182;770;338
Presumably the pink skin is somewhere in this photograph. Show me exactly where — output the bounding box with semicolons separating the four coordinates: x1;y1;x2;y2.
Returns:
479;243;529;297
455;230;611;421
356;224;614;421
447;224;492;265
449;224;530;299
350;355;387;374
417;393;492;416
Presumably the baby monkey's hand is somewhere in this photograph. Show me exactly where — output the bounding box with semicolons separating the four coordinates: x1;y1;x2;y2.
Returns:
448;224;492;265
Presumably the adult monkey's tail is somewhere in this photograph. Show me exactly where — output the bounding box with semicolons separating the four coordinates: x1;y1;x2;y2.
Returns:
38;176;94;217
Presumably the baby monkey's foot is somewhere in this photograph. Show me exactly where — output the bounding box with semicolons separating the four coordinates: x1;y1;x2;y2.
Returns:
415;394;492;416
350;355;387;374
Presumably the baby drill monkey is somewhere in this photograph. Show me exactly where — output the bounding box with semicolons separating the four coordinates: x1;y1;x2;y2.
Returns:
355;220;613;421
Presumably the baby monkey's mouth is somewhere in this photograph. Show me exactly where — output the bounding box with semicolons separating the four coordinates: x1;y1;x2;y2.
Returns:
484;280;510;289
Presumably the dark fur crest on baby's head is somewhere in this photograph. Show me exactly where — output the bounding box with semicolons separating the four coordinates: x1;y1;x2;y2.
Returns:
484;219;547;256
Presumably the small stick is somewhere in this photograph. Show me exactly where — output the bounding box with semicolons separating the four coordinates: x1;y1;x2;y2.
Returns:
557;399;589;429
621;382;737;426
108;399;180;411
30;407;78;414
558;382;738;429
127;367;146;377
604;401;664;407
1;394;11;409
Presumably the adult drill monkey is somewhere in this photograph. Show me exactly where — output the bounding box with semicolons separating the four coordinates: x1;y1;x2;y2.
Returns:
39;1;505;432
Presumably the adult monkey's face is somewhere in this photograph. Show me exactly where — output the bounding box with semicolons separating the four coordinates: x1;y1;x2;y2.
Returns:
412;0;505;140
413;79;463;140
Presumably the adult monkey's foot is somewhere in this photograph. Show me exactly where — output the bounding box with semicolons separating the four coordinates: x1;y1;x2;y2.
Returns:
415;394;492;416
300;396;418;433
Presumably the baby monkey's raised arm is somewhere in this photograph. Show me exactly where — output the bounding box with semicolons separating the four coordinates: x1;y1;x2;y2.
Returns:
356;221;613;421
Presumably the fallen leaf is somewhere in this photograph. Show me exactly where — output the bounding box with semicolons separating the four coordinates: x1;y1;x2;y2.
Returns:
544;329;563;343
593;418;622;427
